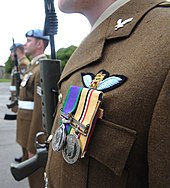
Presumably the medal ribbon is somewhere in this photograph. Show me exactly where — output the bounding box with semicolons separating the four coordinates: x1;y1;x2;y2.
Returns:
71;88;103;158
61;85;82;134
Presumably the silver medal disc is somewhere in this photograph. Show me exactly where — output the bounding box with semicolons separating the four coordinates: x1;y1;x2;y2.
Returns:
62;134;81;164
52;124;66;152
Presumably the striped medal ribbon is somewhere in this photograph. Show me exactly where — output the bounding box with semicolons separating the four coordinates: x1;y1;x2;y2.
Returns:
62;87;103;163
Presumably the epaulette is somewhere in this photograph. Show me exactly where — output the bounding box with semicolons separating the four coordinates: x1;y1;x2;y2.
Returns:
159;0;170;6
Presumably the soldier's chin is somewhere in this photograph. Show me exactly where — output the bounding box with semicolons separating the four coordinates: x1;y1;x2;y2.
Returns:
58;1;77;14
58;7;74;13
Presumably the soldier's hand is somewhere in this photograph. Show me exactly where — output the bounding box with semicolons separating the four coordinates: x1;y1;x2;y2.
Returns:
28;151;35;159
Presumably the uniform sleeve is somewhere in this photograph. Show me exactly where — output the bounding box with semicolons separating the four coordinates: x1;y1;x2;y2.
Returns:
148;69;170;187
27;71;45;154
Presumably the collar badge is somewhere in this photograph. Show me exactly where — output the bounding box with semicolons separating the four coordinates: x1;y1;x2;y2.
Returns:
115;17;133;31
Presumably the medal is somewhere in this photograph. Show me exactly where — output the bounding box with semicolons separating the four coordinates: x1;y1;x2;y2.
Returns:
54;85;104;164
52;86;82;152
52;124;66;151
62;134;81;164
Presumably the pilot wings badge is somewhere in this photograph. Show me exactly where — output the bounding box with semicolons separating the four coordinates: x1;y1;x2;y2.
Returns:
81;69;127;93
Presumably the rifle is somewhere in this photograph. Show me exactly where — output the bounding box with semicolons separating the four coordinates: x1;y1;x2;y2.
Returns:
11;132;48;181
8;39;21;106
5;39;21;120
10;0;61;181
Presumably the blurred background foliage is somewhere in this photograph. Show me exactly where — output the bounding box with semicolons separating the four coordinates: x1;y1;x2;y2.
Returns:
57;45;77;70
4;45;77;74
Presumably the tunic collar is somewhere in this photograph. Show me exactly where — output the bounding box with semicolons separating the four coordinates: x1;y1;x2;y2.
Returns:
91;0;130;32
30;54;47;65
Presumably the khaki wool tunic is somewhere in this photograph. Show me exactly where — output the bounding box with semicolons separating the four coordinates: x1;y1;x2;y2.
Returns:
11;56;29;86
46;0;170;187
10;56;30;113
16;55;47;154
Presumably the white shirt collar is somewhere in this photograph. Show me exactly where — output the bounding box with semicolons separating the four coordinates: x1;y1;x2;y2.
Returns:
91;0;130;32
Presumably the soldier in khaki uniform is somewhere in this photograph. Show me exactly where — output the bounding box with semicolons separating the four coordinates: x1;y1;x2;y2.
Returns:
45;0;170;187
16;29;49;188
9;43;29;113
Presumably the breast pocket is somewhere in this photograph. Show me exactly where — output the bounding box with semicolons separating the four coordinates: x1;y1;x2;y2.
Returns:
87;118;137;176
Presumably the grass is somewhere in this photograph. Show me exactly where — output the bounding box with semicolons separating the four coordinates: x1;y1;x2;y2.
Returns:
0;78;11;82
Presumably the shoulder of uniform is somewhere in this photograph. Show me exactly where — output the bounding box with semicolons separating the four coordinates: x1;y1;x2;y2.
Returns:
158;0;170;7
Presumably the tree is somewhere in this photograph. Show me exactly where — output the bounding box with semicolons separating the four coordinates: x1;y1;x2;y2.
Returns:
4;56;13;74
56;45;77;70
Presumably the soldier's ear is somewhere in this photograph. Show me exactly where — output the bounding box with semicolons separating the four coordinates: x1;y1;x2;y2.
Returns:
34;39;42;49
38;39;45;49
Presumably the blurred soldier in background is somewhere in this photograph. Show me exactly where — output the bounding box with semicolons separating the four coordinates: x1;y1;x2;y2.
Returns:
9;43;29;113
16;29;49;188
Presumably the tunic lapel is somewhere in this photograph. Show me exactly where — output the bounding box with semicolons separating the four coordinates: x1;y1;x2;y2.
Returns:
58;20;108;85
